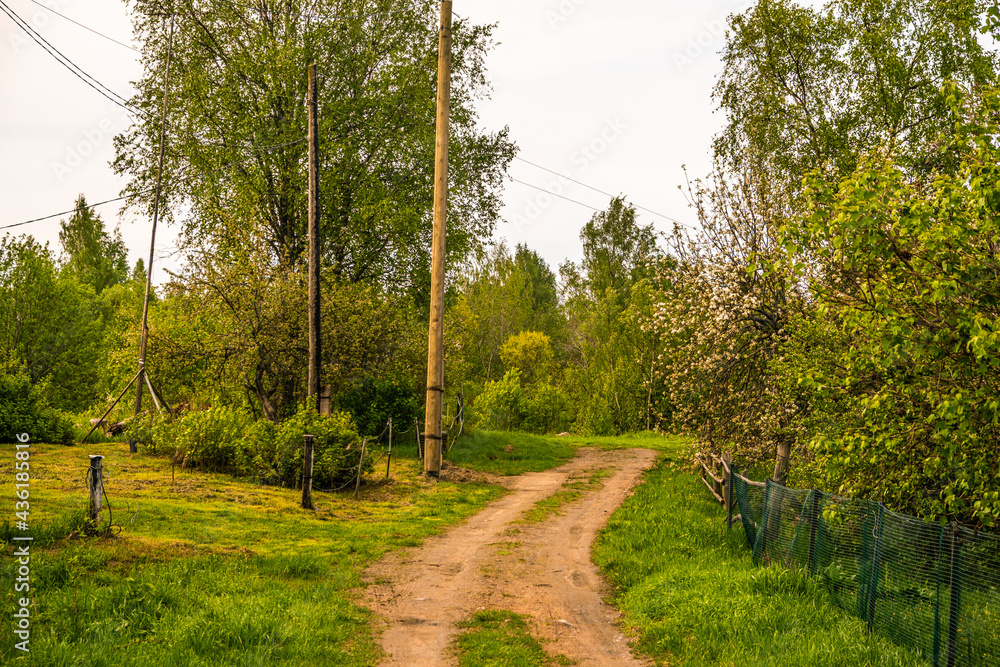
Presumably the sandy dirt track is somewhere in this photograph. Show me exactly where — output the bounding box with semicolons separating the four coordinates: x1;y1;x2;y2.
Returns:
360;447;658;666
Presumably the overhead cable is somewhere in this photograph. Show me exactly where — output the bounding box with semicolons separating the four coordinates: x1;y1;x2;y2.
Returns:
514;155;687;226
25;0;140;53
0;0;135;113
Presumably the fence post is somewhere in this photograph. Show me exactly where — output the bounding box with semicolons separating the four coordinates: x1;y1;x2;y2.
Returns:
302;435;314;510
88;455;104;523
354;437;368;498
712;457;724;504
864;503;884;633
807;489;823;577
946;522;963;667
385;417;393;479
722;453;733;531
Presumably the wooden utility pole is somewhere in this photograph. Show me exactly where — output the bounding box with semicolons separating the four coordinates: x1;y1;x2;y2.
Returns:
134;13;176;422
424;0;453;477
307;63;322;410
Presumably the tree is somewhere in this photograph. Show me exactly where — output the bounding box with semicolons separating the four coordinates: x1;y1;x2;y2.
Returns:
774;84;1000;527
0;235;102;412
116;0;515;291
715;0;995;201
561;197;661;434
58;195;128;295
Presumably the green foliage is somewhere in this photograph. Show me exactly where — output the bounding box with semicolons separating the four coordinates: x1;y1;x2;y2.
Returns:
269;406;368;490
334;375;420;438
451;610;571;667
593;458;928;666
0;234;104;412
500;330;554;385
116;0;514;289
134;405;366;489
474;369;526;433
774;84;1000;527
58;194;128;295
0;362;73;444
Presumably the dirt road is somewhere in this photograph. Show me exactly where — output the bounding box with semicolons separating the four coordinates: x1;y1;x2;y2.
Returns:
361;447;658;666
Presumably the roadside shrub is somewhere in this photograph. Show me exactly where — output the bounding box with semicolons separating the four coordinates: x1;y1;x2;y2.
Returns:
524;382;573;434
0;364;73;444
131;404;366;489
334;375;420;438
270;406;367;490
473;370;526;432
170;407;253;471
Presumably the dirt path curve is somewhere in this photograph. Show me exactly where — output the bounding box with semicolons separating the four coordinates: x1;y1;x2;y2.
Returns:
360;447;658;666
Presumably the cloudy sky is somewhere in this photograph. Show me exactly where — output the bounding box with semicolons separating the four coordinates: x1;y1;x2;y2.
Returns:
0;0;756;277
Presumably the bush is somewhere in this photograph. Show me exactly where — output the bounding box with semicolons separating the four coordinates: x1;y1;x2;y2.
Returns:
270;406;367;490
474;371;575;435
0;364;73;444
133;404;366;490
334;376;420;438
524;382;573;434
473;370;526;432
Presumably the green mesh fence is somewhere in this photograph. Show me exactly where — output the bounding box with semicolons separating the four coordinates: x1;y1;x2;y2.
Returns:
731;476;1000;666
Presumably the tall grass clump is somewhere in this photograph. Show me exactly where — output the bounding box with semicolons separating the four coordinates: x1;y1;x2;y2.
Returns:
593;456;930;667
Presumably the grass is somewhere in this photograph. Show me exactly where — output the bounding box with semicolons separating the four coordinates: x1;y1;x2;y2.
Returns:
449;610;573;667
591;442;931;667
444;430;577;475
1;440;508;665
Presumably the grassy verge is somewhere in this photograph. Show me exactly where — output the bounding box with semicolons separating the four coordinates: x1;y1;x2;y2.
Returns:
445;430;577;475
1;440;507;665
592;446;930;667
449;610;572;667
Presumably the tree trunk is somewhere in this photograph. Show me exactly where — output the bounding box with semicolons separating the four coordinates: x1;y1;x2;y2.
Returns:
772;438;791;485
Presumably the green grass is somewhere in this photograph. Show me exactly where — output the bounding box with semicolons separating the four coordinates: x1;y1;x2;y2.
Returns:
1;440;508;665
445;430;577;475
592;445;931;667
450;610;572;667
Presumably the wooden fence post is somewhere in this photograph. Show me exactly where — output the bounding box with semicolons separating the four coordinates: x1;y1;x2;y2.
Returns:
946;522;963;667
302;435;315;510
88;455;104;523
385;417;393;479
807;489;823;576
354;437;368;498
722;453;733;531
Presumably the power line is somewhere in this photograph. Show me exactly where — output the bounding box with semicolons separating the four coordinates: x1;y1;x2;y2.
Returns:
514;155;687;226
25;0;140;53
509;177;602;213
0;0;135;113
1;137;307;232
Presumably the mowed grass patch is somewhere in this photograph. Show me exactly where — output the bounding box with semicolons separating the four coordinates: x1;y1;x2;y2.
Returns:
550;431;686;455
450;610;572;667
1;441;507;665
446;430;576;476
521;468;611;524
592;450;929;667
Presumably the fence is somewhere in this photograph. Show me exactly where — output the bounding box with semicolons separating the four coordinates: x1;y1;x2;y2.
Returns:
698;456;1000;667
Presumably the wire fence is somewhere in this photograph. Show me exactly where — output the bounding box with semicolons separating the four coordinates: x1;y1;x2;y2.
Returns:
731;474;1000;667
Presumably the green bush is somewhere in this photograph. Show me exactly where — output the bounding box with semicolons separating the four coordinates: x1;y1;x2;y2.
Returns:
270;406;367;490
334;375;420;438
524;382;573;434
473;370;526;432
133;404;366;490
474;371;575;435
0;363;73;444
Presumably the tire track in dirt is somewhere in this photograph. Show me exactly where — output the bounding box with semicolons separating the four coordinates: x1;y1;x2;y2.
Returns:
360;447;658;666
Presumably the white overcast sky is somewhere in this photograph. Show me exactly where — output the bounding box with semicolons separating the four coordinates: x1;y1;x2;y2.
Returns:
0;0;760;278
